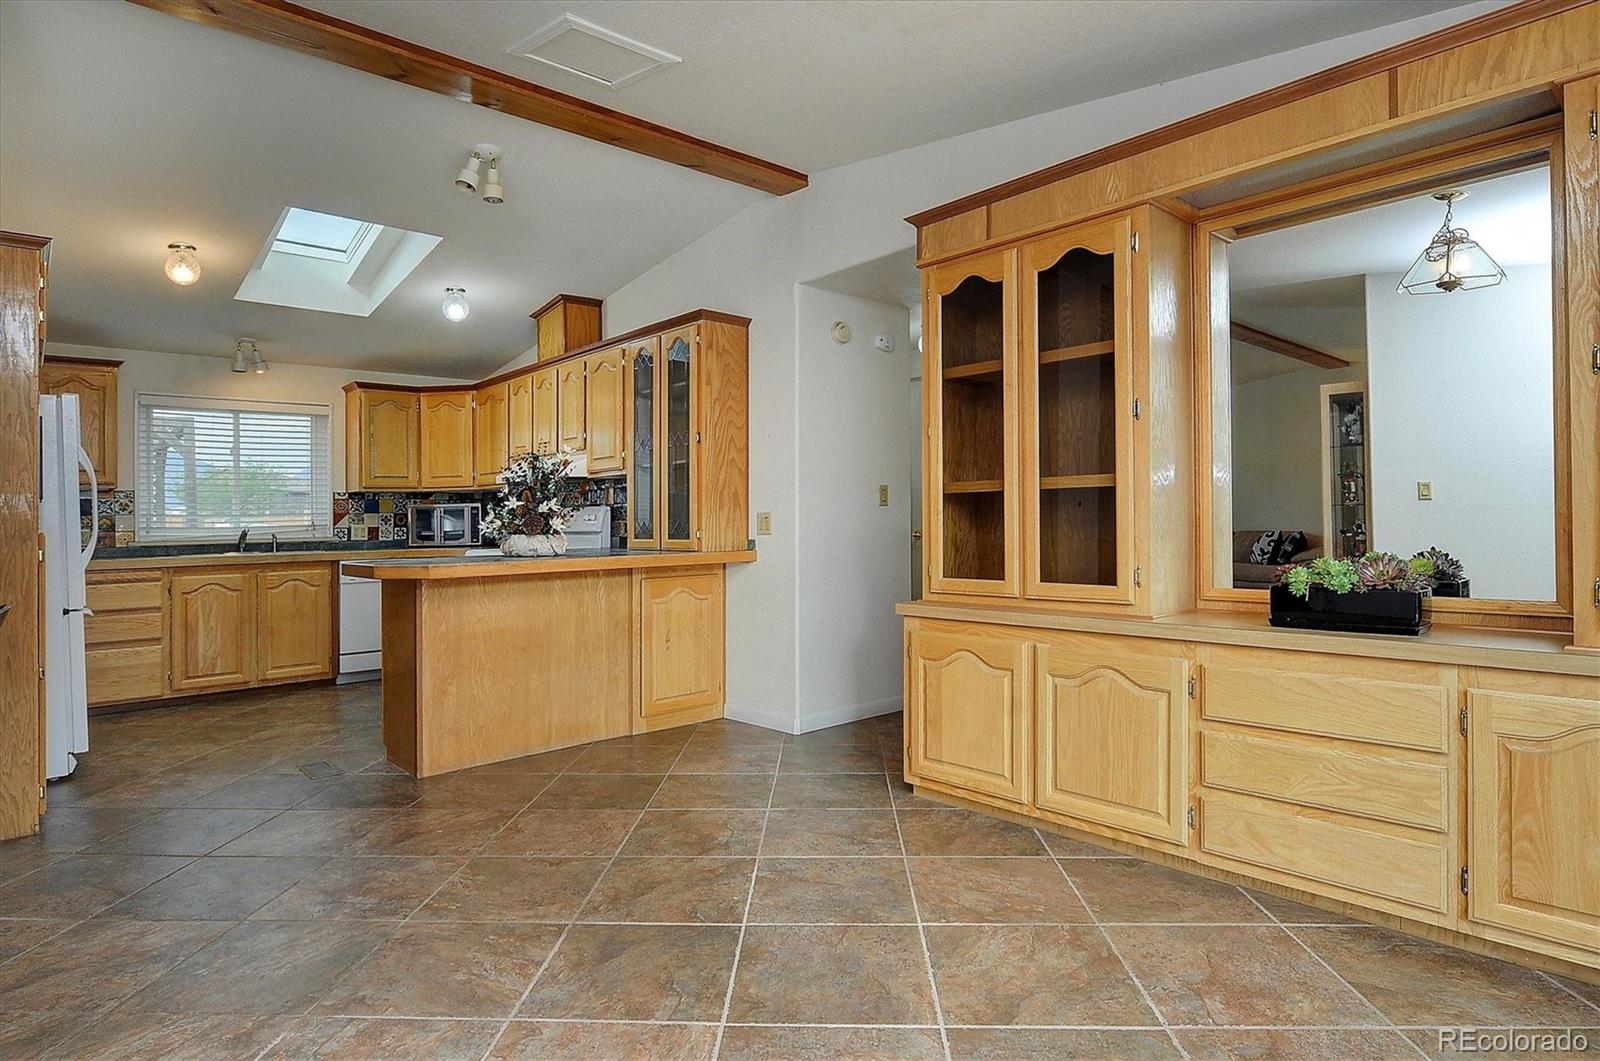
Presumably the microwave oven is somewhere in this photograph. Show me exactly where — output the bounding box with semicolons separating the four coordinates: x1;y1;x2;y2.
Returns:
409;503;481;546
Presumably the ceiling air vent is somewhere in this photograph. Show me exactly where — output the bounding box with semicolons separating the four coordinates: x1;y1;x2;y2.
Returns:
506;14;680;89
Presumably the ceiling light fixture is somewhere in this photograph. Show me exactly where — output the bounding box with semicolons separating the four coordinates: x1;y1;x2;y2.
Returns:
164;243;201;286
481;160;505;205
251;347;269;374
1397;191;1506;295
231;338;252;373
454;154;482;195
442;287;469;322
454;144;503;201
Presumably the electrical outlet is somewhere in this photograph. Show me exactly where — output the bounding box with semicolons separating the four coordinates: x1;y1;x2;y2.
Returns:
878;484;889;507
1417;481;1433;501
756;512;773;535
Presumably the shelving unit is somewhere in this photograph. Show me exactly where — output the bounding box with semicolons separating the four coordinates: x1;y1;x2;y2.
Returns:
1320;383;1370;558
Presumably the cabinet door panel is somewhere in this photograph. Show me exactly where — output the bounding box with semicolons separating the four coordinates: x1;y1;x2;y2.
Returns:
586;347;625;475
532;366;559;456
661;327;698;549
558;360;587;455
907;625;1029;803
626;339;661;548
1469;686;1600;952
1036;636;1187;843
639;571;724;722
257;566;333;682
508;372;534;457
169;572;253;692
474;382;509;485
41;362;117;488
419;391;475;488
360;391;419;488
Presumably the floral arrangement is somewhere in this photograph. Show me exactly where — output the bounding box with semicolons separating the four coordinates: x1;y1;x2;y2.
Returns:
480;450;583;543
1409;547;1466;584
1277;550;1432;599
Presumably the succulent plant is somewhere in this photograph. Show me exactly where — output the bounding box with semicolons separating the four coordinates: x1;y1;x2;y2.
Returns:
1277;556;1359;599
1412;547;1465;583
1355;551;1430;593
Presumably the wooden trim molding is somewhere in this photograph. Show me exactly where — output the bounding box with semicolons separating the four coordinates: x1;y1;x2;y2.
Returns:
1229;322;1350;369
529;293;604;321
905;0;1591;228
42;354;125;369
125;0;809;196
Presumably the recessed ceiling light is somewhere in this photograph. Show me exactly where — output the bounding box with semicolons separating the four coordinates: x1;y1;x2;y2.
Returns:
506;14;680;89
164;243;201;286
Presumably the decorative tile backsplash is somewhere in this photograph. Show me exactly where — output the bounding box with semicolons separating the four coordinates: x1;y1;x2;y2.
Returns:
82;481;628;548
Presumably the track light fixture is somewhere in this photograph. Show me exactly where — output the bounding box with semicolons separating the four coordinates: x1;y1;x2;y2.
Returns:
233;338;266;374
454;144;505;204
482;159;505;205
164;243;201;286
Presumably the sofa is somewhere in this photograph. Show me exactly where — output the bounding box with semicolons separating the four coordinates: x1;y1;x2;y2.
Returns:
1232;529;1323;590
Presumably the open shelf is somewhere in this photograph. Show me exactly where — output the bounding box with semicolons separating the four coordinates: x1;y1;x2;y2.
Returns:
1040;340;1114;366
1041;473;1116;490
944;479;1005;494
943;359;1003;381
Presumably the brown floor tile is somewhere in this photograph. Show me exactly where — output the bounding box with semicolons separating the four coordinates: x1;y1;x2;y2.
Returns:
777;743;888;774
769;772;890;809
211;809;397;856
910;856;1090;923
1179;1028;1421;1060
1066;858;1269;923
44;1010;293;1060
569;743;687;773
761;809;903;856
411;770;557;808
650;773;775;809
252;856;464;921
295;773;426;808
100;855;325;920
491;1019;719;1060
312;921;560;1018
32;805;160;850
1244;888;1363;925
0;854;191;918
897;809;1047;855
593;728;697;750
88;808;279;856
749;857;916;924
783;722;882;749
347;806;513;855
729;924;938;1025
1107;924;1383;1026
181;773;332;809
0;918;227;1012
0;918;73;962
124;920;395;1015
926;924;1156;1026
1553;975;1600;1008
482;808;640;856
80;770;248;809
519;923;740;1021
0;836;61;886
672;742;784;774
946;1028;1180;1059
621;809;767;856
691;719;786;745
580;856;755;923
262;1015;503;1059
720;1024;945;1060
1041;830;1131;858
0;1007;118;1059
1297;925;1600;1027
533;773;665;809
414;856;608;922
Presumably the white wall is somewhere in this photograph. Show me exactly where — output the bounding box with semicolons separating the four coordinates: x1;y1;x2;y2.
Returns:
1365;266;1556;600
1231;362;1364;536
492;5;1499;733
46;341;473;492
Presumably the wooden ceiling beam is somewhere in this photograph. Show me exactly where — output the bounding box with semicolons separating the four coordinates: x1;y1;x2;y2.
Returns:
1230;321;1352;369
125;0;809;196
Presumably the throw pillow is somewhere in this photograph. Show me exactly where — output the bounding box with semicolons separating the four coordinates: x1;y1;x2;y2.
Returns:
1246;531;1282;565
1272;530;1310;564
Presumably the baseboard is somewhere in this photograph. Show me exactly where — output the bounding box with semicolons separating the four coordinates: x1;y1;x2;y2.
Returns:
723;700;798;735
795;696;902;735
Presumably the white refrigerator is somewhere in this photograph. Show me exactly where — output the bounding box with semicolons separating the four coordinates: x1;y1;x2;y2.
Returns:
40;393;95;779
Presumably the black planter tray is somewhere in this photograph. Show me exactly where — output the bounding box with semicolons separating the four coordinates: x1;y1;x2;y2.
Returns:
1269;584;1431;636
1430;578;1470;598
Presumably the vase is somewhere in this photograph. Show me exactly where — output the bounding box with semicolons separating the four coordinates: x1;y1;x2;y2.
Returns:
499;532;568;557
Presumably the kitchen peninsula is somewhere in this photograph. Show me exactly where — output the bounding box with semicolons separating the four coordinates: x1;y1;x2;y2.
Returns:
345;550;753;776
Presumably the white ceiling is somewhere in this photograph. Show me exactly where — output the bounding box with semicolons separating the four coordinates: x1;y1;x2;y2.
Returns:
297;0;1476;173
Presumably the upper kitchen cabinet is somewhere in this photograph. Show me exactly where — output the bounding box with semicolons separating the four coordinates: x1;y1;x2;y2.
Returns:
557;358;586;455
419;390;474;488
343;384;419;490
507;371;534;458
626;336;660;548
585;346;625;476
531;365;558;455
40;355;119;488
531;293;602;361
474;380;509;485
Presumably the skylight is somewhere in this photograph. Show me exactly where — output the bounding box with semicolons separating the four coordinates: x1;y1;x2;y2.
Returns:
272;207;376;263
235;206;441;318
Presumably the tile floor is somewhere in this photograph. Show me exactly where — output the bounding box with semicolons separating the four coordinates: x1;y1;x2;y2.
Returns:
1;683;1596;1059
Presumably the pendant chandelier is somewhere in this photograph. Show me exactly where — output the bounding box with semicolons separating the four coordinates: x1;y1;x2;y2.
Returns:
1396;191;1506;295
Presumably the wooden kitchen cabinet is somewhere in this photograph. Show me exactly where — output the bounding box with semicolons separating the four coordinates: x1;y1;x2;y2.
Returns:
532;293;603;362
344;385;419;490
585;345;626;475
557;358;586;454
474;381;509;485
906;622;1030;805
1035;633;1188;844
419;390;475;488
508;371;534;457
168;570;255;693
40;355;119;488
257;565;334;682
532;365;558;455
84;571;164;705
638;568;725;728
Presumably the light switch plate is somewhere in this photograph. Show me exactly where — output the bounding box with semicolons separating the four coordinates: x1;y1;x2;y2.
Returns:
756;512;773;535
878;484;889;507
1417;481;1433;501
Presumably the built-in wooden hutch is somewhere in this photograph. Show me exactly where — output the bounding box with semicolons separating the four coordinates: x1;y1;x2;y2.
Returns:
901;0;1600;983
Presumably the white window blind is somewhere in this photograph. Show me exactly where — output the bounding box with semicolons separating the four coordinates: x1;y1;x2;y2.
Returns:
135;393;332;542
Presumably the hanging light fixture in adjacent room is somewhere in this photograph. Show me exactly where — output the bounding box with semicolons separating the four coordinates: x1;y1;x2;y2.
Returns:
442;287;469;322
164;243;202;286
1396;191;1506;295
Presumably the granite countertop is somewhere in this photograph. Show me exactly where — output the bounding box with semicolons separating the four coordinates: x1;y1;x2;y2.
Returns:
341;548;758;580
88;542;471;571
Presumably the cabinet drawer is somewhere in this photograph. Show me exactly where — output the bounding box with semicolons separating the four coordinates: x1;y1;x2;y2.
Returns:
84;609;162;647
1201;729;1447;832
1200;790;1452;917
1201;649;1451;751
86;643;164;705
86;575;162;613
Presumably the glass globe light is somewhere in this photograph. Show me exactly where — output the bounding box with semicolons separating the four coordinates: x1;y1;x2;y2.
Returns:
442;287;469;323
164;243;201;286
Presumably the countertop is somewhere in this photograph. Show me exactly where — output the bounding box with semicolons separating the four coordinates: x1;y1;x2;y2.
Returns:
341;548;758;580
89;547;468;572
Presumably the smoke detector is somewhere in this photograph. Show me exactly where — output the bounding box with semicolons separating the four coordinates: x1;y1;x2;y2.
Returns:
506;14;681;89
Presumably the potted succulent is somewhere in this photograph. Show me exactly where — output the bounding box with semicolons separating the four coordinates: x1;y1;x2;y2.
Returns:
1410;547;1469;597
481;450;583;557
1270;552;1432;635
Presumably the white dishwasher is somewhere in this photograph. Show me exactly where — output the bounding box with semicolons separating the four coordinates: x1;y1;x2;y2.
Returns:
338;561;383;683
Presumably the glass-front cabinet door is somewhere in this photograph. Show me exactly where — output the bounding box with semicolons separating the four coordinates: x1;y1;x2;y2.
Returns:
1020;216;1134;602
926;249;1018;596
626;337;660;548
661;326;697;550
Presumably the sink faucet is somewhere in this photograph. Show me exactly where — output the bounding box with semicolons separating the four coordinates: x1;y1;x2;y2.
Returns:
236;528;249;551
271;533;280;554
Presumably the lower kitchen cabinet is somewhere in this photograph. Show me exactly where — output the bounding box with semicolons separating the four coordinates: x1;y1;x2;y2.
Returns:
906;622;1030;804
169;571;255;693
1035;634;1188;844
257;566;335;682
638;569;724;727
84;571;164;705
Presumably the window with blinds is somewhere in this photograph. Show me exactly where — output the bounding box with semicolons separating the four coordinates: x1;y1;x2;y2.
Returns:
135;394;332;542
